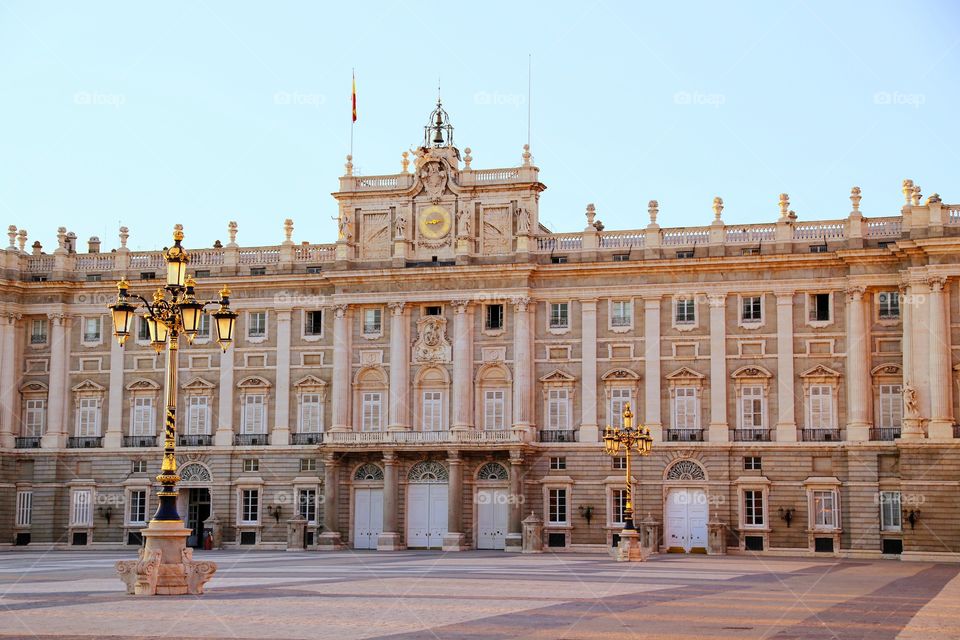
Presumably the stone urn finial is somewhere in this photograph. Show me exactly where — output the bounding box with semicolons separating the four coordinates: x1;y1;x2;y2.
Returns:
463;147;472;170
522;144;532;166
850;186;862;213
648;200;659;226
119;226;129;249
778;193;790;221
911;184;922;206
17;229;27;253
902;179;914;205
344;154;353;177
401;151;410;173
712;197;723;222
284;218;294;243
228;221;238;246
927;192;941;204
7;225;16;249
585;203;596;227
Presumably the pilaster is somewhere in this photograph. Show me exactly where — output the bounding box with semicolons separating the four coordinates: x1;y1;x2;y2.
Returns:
775;292;798;441
643;297;662;441
927;277;953;438
707;294;728;442
579;299;598;443
330;304;352;432
442;451;467;550
451;300;474;431
845;287;871;442
104;335;125;449
41;313;69;449
272;309;292;445
387;302;410;431
0;313;21;448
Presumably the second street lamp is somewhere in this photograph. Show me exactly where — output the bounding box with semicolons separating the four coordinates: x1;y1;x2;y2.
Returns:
603;403;653;532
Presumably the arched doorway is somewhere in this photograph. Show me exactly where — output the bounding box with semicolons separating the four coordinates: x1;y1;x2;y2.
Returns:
474;462;509;550
663;459;709;553
406;461;448;549
352;463;384;550
178;462;212;548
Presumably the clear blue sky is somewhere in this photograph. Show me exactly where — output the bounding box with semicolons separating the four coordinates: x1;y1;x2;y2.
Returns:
1;1;958;251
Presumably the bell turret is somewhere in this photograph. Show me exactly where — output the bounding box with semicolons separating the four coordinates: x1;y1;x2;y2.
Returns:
423;99;454;149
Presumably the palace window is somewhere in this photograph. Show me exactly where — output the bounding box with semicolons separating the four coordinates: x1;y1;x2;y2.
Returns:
879;384;903;429
30;319;47;345
187;396;210;435
128;490;147;525
610;488;627;527
547;389;570;430
300;458;317;472
610;388;632;428
548;488;568;525
23;399;46;437
739;386;765;429
550;457;566;471
298;393;323;433
82;317;102;343
742;490;764;528
425;305;442;316
130;397;155;436
304;310;323;336
240;489;260;524
241;394;267;434
194;314;211;340
361;392;383;432
549;302;569;329
243;458;259;472
484;390;505;431
611;300;632;328
247;311;267;338
672;387;699;429
132;460;147;473
741;296;762;323
613;456;627;470
808;293;831;323
743;456;762;471
811;489;839;529
485;304;504;330
675;298;696;325
70;489;92;526
298;488;317;524
880;491;901;531
137;316;151;342
363;308;382;335
76;398;101;437
808;385;834;429
422;391;444;431
877;291;900;320
16;491;33;527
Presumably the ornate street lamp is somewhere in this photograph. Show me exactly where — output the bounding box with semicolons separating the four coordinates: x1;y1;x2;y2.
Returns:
603;403;652;532
111;225;234;596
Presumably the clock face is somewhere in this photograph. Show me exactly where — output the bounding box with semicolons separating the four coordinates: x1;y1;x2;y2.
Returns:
418;205;451;239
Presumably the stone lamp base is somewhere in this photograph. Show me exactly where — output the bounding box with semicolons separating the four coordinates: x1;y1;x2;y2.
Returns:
611;528;647;562
116;520;217;595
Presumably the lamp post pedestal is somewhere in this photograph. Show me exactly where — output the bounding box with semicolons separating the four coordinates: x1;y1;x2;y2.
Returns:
116;520;217;595
612;527;646;562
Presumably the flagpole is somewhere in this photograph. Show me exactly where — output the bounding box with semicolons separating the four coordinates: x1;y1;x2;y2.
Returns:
350;68;355;158
527;54;532;149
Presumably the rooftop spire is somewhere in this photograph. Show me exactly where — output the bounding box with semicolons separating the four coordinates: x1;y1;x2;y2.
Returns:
423;97;454;149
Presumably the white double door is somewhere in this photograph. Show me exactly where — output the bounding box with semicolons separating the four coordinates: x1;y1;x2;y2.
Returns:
665;488;708;552
353;488;383;550
406;484;448;549
476;488;508;550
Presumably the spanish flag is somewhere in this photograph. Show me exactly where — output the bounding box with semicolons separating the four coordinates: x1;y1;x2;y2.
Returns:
351;71;357;123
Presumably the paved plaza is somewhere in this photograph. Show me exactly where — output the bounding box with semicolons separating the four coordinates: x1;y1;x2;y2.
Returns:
1;552;960;639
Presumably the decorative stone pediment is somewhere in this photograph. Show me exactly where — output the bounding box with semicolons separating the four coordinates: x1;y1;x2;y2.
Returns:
20;381;48;393
412;316;452;364
181;377;216;391
126;378;161;391
871;363;902;377
71;379;105;393
294;375;328;389
800;365;841;379
600;368;641;382
539;369;576;384
731;365;773;379
237;375;272;389
666;367;705;381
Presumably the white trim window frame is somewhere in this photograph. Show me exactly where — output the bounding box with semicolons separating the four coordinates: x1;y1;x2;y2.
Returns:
741;488;765;529
483;389;505;431
186;395;211;435
547;388;570;430
878;384;903;429
30;318;48;346
127;488;148;526
70;488;93;526
547;487;569;525
805;292;834;328
738;294;764;329
303;309;324;341
130;396;155;436
298;392;323;433
81;316;102;346
608;487;627;527
239;488;260;525
609;388;632;429
548;301;570;333
297;487;318;525
807;385;835;430
811;489;840;530
76;397;101;437
362;307;383;338
876;291;900;322
739;385;765;429
421;390;444;432
241;394;267;435
361;391;383;432
23;398;46;437
246;311;268;342
880;490;902;532
672;387;699;429
609;299;633;333
15;490;33;527
672;296;698;331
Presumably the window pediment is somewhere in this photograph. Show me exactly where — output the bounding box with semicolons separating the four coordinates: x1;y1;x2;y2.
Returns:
601;368;640;382
181;377;216;392
731;365;772;379
237;375;272;389
71;379;105;394
294;375;328;389
20;381;48;394
871;363;902;377
126;378;161;391
800;365;841;380
539;369;576;385
666;367;705;382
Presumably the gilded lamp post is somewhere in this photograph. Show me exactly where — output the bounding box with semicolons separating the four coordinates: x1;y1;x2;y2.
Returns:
110;225;237;595
603;403;652;532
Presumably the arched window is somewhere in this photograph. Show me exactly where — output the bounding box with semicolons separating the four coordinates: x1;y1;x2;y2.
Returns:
665;459;706;481
408;461;449;483
353;366;388;432
180;462;212;483
353;463;384;481
476;363;512;431
476;462;508;481
414;366;450;432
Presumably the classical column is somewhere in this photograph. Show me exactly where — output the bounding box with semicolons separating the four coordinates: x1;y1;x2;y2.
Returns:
317;453;343;549
845;287;871;441
0;313;21;448
41;313;69;449
707;295;729;442
103;333;125;448
442;451;466;550
511;297;533;439
214;340;235;446
330;304;352;432
775;292;798;442
927;277;953;438
451;300;474;431
643;297;662;441
505;450;524;552
580;299;599;442
387;302;410;431
377;451;403;550
272;309;292;445
900;281;923;439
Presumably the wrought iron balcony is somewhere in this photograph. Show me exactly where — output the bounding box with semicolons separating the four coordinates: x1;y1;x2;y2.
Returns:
14;436;41;449
178;434;213;447
802;428;841;442
122;435;158;448
539;429;577;443
322;429;521;446
665;428;704;442
67;436;103;448
234;433;269;446
733;428;771;442
871;427;901;441
291;432;324;445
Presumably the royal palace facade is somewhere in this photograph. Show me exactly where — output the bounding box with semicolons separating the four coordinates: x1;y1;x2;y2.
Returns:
2;105;960;560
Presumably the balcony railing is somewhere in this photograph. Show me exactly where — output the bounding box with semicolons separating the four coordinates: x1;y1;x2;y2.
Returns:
665;428;704;442
733;429;771;442
802;428;841;442
539;429;577;443
323;429;521;446
67;436;103;449
871;427;901;441
122;435;158;448
179;434;213;447
291;432;324;445
234;433;269;446
14;436;41;449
